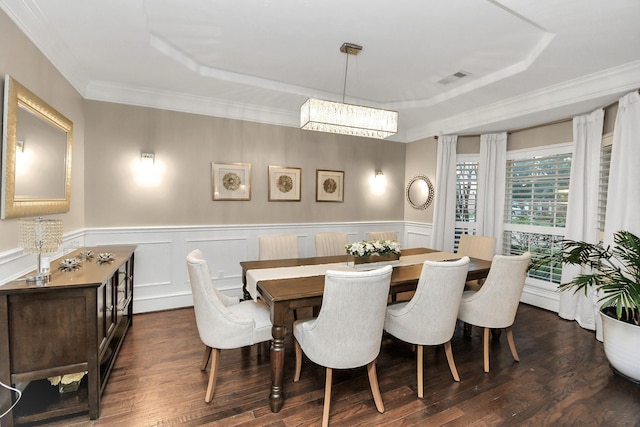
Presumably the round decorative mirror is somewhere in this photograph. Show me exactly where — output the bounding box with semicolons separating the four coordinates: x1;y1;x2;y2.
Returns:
406;175;434;210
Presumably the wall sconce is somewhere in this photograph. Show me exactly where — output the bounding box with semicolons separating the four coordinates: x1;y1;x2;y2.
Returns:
133;151;164;187
140;152;155;164
15;140;31;178
370;169;386;195
18;217;63;285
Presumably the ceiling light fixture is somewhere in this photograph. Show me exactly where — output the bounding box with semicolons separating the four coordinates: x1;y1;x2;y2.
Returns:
300;43;398;139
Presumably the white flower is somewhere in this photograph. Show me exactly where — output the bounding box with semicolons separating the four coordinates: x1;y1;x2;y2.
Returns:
345;240;400;257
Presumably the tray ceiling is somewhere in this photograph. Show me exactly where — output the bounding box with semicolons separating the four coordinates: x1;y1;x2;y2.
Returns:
2;0;639;142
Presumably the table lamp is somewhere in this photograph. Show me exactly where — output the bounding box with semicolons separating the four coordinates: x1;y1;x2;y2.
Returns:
18;217;63;284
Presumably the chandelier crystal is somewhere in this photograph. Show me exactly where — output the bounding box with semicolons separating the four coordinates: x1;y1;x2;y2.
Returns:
300;43;398;139
18;217;63;284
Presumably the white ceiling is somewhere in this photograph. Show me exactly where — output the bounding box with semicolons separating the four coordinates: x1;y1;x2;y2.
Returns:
2;0;639;143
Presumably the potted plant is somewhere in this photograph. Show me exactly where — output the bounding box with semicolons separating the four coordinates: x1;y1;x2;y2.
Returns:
533;230;640;382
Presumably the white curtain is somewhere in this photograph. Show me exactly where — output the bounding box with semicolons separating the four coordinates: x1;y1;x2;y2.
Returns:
604;91;640;242
430;135;457;251
476;132;507;251
559;108;604;332
599;91;640;340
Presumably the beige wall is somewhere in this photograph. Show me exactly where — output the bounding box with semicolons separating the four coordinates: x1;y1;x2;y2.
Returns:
84;101;406;227
0;10;85;252
457;135;481;154
604;103;618;135
403;136;437;223
508;120;573;150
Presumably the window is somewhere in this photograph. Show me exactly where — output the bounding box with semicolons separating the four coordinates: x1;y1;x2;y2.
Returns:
455;156;478;250
503;144;572;284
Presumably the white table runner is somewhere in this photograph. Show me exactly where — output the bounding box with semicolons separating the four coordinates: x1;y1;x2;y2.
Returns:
246;251;457;300
398;251;458;266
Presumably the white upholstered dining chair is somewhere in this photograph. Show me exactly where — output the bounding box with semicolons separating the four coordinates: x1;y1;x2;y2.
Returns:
186;249;272;403
457;234;496;261
457;234;496;290
293;266;393;427
368;231;398;242
258;235;299;260
457;252;531;373
314;232;348;257
384;257;470;398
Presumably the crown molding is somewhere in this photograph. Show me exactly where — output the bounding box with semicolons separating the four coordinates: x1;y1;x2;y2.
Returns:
84;80;299;128
0;1;90;95
406;60;640;141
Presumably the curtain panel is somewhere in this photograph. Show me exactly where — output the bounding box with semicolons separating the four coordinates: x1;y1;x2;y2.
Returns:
476;132;507;251
430;135;457;252
604;91;640;243
559;108;604;333
599;91;640;339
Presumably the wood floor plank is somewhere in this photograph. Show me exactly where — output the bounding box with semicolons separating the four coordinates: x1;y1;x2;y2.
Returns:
29;304;640;426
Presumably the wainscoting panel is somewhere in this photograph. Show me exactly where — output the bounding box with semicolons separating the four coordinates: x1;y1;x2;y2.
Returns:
404;222;433;249
129;241;173;299
0;221;560;315
80;222;404;313
84;230;185;313
184;235;248;291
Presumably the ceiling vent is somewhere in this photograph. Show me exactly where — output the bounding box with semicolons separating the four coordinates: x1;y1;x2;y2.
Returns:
437;70;471;85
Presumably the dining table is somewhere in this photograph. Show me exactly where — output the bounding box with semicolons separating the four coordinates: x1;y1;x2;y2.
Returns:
239;247;492;413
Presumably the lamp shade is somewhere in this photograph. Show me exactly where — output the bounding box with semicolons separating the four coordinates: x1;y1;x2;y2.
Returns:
301;98;398;139
18;218;63;254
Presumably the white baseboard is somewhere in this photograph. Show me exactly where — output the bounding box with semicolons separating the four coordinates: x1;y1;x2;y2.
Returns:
521;283;560;312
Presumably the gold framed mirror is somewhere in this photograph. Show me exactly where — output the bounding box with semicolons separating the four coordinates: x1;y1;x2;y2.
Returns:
406;175;434;210
1;75;72;219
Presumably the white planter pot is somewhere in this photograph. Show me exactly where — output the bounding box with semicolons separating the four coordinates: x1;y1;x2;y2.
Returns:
600;311;640;382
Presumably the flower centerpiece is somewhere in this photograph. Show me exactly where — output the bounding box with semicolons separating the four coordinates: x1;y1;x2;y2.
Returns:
345;240;401;268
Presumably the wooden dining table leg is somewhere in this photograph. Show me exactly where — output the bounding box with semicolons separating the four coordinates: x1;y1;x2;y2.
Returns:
269;324;286;412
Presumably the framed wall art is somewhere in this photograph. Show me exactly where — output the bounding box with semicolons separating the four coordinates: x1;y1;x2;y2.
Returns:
316;169;344;202
211;162;251;201
268;165;301;201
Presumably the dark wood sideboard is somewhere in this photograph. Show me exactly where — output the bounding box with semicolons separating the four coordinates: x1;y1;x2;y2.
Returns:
0;245;135;426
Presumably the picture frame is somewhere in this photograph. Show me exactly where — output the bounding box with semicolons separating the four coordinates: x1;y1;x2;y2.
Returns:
268;165;301;201
316;169;344;202
211;162;251;201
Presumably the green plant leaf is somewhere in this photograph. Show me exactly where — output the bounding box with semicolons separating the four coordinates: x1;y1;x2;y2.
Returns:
530;230;640;325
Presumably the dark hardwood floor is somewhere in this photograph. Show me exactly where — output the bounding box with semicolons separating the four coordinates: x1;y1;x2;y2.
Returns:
35;304;639;426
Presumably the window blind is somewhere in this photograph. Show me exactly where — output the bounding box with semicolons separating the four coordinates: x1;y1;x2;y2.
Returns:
503;149;571;284
456;161;478;222
455;160;478;250
598;142;612;233
504;153;571;228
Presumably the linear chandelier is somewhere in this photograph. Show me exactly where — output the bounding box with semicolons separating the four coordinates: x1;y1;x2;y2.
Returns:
300;43;398;139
